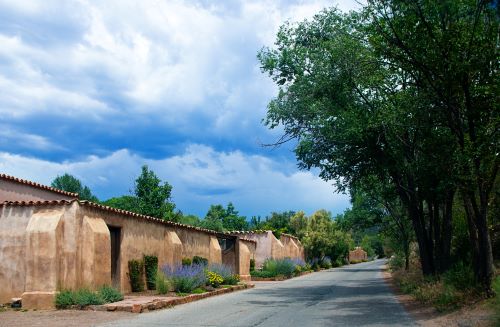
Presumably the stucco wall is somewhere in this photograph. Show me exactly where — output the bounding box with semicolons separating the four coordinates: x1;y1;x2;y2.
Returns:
236;240;255;282
231;231;305;268
0;200;253;307
349;247;367;262
0;205;33;303
0;179;76;202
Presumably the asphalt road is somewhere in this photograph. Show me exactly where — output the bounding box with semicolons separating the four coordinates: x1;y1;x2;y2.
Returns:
99;259;416;327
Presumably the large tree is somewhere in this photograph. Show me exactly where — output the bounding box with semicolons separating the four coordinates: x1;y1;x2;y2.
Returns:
259;0;498;292
51;173;98;202
365;0;499;293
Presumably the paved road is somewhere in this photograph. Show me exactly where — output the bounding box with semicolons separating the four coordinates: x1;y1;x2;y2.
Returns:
99;259;415;327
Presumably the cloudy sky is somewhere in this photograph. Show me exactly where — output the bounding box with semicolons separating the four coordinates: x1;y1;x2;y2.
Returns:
0;0;359;218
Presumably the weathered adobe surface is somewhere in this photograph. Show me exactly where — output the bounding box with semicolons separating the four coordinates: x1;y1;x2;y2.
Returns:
0;200;254;308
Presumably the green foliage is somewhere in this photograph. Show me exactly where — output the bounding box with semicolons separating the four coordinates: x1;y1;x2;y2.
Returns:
155;271;170;295
182;257;192;266
491;276;500;325
102;196;138;212
103;165;179;221
55;290;75;309
207;271;224;287
289;211;308;239
442;262;476;291
128;259;144;292
259;0;498;289
51;173;98;202
261;258;296;278
250;270;276;278
191;288;206;294
135;165;177;221
249;259;255;272
143;254;158;290
55;286;122;309
192;256;208;266
98;285;123;303
179;214;201;227
223;274;240;285
200;203;248;232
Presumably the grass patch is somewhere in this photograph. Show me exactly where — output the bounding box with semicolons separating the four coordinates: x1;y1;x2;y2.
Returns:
392;263;480;312
191;288;206;294
490;276;500;325
176;292;189;297
55;286;123;309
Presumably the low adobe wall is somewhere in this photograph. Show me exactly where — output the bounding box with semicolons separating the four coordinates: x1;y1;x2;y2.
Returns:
349;247;368;262
230;231;305;268
0;201;247;308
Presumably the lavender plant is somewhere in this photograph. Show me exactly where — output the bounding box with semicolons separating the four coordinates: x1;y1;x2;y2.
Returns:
162;264;207;293
208;263;239;285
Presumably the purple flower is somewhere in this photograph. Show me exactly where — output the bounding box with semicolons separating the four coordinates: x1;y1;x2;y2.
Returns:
162;263;207;292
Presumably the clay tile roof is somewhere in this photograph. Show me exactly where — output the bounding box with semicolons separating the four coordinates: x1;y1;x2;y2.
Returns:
0;173;79;198
0;199;233;238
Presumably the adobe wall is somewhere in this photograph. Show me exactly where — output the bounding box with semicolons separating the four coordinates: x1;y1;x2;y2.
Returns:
0;200;253;308
236;239;256;282
0;205;33;304
231;231;305;268
0;179;76;202
349;247;368;262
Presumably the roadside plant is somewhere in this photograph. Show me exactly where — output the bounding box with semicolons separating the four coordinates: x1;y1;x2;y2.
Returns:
155;271;170;295
162;264;207;293
224;274;240;285
207;263;236;284
182;257;192;266
98;285;123;303
320;257;332;269
250;259;255;272
192;256;208;266
143;254;158;290
207;271;224;287
261;258;296;278
128;259;144;292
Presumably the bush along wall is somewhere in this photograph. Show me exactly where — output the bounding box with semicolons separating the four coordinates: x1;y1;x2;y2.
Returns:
128;259;145;292
144;254;159;290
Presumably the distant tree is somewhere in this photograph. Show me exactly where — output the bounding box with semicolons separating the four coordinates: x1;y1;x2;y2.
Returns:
200;203;248;232
179;214;201;227
51;173;98;202
249;216;265;230
289;211;308;239
134;165;176;220
262;211;295;233
103;165;179;222
102;196;138;212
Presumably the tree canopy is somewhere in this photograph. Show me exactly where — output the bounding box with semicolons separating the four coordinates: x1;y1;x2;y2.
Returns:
51;173;98;202
259;0;498;292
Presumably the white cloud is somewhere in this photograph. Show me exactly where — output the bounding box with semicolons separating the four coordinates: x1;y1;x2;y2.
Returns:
0;145;350;217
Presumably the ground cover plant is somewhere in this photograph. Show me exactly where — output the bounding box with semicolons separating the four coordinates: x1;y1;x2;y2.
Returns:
55;286;123;309
162;264;207;293
208;263;240;285
251;258;306;279
391;257;483;312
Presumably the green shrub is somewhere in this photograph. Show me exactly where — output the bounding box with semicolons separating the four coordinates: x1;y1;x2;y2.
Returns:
250;270;277;278
143;254;158;290
55;290;75;309
442;262;476;291
155;271;171;295
98;285;123;303
250;259;255;272
192;256;208;266
74;288;104;307
262;258;295;278
223;274;240;285
128;259;144;292
191;288;206;294
388;255;405;270
491;276;500;325
182;257;192;266
320;257;332;269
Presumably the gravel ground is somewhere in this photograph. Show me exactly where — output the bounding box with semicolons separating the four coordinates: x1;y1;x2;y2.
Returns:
0;309;134;327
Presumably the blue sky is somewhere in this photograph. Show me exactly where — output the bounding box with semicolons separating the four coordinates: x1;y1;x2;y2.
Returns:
0;0;359;218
